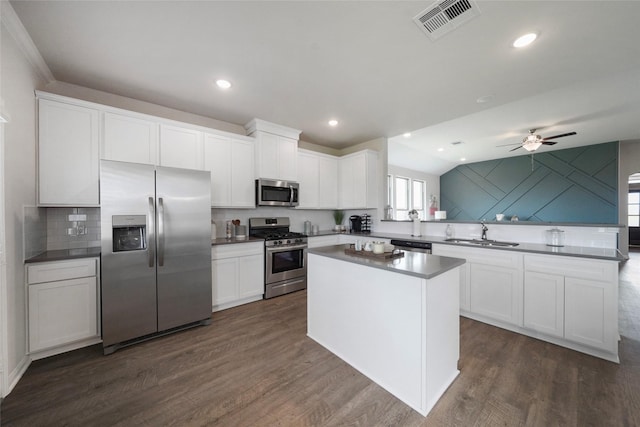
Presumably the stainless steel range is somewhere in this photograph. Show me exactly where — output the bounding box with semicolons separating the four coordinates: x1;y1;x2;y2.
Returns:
249;217;307;299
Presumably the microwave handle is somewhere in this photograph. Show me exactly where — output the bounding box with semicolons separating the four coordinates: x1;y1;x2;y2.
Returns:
289;185;294;205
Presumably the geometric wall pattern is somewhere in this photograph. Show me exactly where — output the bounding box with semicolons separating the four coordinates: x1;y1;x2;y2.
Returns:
440;142;619;223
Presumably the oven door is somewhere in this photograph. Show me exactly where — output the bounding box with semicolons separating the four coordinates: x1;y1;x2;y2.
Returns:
266;243;307;284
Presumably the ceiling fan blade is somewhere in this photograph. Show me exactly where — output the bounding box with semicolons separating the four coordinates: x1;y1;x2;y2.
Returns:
496;142;522;147
542;141;558;145
542;132;576;141
509;145;523;152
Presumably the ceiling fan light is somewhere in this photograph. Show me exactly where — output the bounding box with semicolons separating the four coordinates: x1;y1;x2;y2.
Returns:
523;141;542;152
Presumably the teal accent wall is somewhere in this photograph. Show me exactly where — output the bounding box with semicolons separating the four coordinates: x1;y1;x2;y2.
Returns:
440;142;619;223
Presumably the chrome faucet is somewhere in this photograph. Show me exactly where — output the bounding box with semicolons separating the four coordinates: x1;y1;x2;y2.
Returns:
481;221;488;240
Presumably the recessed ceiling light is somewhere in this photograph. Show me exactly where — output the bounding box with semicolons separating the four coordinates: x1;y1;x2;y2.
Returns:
403;132;411;138
437;148;444;152
476;94;494;104
216;79;231;89
460;157;466;161
513;32;537;48
328;119;338;127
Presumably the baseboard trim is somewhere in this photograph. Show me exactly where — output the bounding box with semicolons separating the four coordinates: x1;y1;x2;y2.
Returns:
5;354;30;398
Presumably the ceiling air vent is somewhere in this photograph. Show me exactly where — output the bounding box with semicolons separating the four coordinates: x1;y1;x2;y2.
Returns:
413;0;481;41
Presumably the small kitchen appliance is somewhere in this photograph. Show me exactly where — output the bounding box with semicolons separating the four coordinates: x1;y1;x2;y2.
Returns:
349;214;371;233
255;178;299;207
249;217;307;299
349;215;362;232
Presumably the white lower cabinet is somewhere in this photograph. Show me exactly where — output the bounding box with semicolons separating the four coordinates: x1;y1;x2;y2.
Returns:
564;277;616;350
432;244;522;326
431;245;620;362
26;258;101;359
470;262;522;326
212;242;264;311
524;253;618;356
523;271;564;338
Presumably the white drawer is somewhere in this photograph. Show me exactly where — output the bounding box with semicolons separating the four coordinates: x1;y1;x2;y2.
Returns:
433;244;522;268
212;241;264;260
524;254;616;282
27;258;97;284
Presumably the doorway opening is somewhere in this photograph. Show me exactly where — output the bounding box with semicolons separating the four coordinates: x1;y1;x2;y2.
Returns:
629;173;640;248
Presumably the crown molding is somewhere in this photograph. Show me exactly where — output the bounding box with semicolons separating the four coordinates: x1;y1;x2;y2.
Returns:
1;1;54;83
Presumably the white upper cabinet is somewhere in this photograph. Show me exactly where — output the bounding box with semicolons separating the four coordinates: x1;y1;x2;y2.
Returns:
159;124;204;170
204;133;255;208
338;150;378;209
297;149;339;209
102;112;158;164
245;119;300;181
297;150;320;208
38;97;100;206
318;154;339;208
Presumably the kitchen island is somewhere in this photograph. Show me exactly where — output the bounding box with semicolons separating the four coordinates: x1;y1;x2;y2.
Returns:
307;244;465;416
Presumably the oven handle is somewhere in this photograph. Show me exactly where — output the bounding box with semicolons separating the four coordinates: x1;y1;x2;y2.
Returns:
266;243;308;252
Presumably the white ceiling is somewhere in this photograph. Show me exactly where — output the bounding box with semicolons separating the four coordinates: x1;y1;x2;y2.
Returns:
10;0;640;174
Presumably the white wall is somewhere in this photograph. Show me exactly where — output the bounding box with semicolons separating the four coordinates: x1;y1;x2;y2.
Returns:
1;6;48;395
619;140;640;257
41;80;246;136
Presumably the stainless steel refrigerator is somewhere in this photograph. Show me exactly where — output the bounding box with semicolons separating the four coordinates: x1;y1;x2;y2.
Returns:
100;160;212;354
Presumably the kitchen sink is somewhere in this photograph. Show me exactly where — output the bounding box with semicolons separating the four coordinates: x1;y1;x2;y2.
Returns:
444;238;519;247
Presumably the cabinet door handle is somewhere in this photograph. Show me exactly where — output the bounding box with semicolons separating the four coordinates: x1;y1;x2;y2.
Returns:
147;197;155;268
158;197;165;267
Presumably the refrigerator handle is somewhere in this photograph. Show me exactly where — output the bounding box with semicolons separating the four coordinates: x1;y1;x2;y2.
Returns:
147;197;155;268
158;197;165;267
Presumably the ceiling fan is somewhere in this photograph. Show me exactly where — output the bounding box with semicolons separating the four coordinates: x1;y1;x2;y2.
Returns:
504;129;577;152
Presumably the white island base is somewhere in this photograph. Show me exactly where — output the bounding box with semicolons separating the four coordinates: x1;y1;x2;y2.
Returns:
307;249;462;416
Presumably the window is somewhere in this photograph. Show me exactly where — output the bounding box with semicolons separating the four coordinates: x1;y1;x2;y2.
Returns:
394;177;410;219
387;174;393;211
630;191;640;227
392;176;426;220
412;180;426;219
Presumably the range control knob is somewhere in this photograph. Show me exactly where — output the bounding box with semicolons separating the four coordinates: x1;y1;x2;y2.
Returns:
286;239;291;244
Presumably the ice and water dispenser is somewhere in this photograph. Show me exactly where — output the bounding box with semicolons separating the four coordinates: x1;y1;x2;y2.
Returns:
112;215;147;252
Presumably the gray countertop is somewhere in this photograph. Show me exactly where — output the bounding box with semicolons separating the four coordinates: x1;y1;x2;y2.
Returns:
308;231;624;262
308;244;466;280
25;247;102;263
211;236;264;246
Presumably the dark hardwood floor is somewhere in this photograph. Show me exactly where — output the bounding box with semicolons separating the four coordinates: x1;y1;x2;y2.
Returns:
2;251;639;426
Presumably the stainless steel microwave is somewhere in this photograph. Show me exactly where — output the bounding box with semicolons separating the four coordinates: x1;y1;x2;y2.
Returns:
256;178;299;207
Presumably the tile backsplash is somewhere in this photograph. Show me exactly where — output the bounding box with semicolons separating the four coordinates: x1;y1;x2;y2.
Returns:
46;207;101;250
